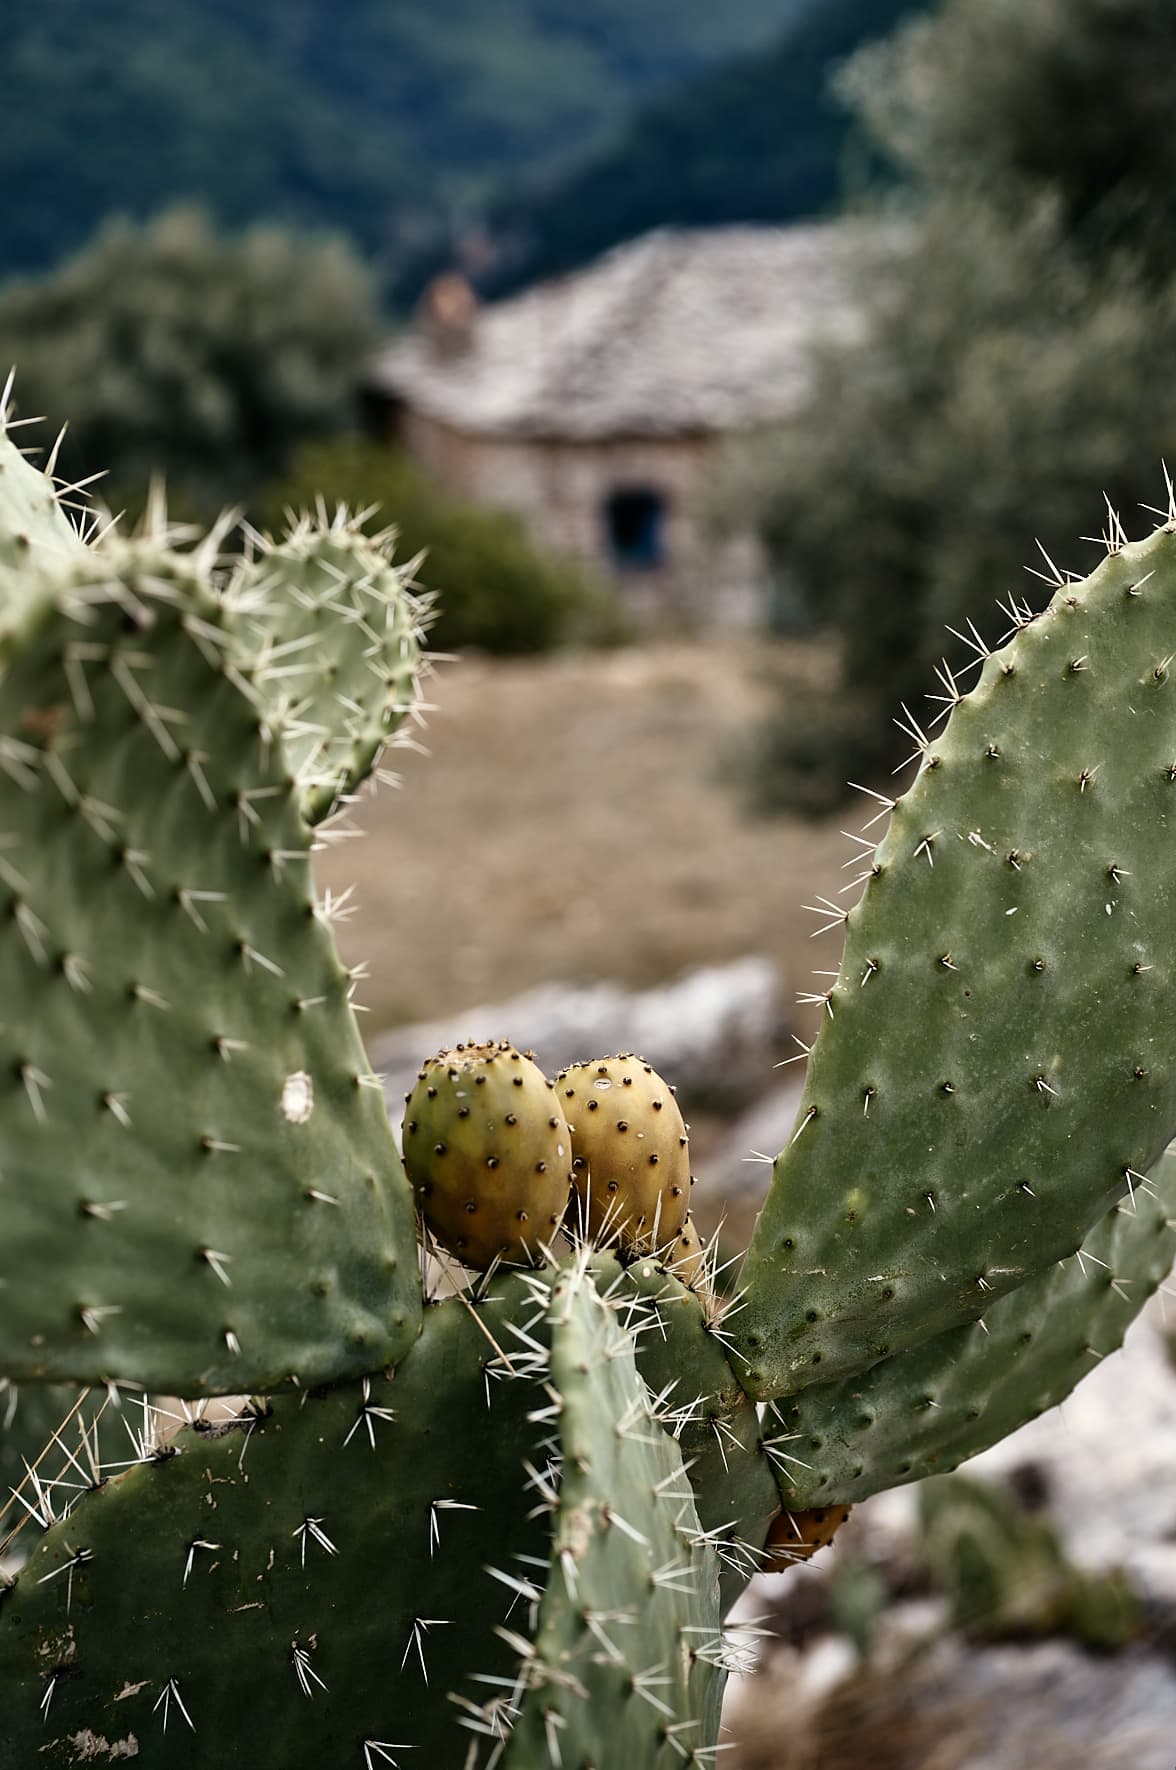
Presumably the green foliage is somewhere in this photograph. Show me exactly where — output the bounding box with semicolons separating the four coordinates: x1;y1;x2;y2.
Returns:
919;1475;1143;1651
739;0;1176;812
845;0;1176;272
478;0;930;298
258;437;625;654
0;207;378;514
2;0;792;284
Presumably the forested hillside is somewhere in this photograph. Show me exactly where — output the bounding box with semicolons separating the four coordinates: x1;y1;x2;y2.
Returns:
4;0;800;281
468;0;934;298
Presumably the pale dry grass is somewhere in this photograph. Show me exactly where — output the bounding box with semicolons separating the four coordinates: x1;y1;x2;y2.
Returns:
319;637;854;1037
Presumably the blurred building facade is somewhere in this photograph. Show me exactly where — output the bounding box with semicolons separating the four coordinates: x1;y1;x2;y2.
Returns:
366;225;863;626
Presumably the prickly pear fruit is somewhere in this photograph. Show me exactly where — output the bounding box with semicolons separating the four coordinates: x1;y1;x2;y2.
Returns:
664;1213;707;1290
761;1504;854;1570
558;1053;692;1255
402;1041;572;1269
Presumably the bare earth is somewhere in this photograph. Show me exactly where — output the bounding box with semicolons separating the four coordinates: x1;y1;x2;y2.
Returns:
317;637;855;1041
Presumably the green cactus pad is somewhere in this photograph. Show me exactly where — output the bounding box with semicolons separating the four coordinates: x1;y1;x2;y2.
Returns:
505;1261;726;1770
0;427;89;655
735;525;1176;1399
768;1143;1176;1508
0;1383;98;1545
404;1042;573;1269
607;1255;780;1607
223;519;428;825
0;539;419;1392
0;1276;557;1768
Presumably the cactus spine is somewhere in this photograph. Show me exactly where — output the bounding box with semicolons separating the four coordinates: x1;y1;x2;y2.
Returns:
1;396;1176;1768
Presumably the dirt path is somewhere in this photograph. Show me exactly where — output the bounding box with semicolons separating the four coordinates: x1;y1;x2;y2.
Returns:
318;637;856;1039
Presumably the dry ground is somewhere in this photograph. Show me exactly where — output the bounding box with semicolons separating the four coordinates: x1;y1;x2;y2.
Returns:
317;636;856;1040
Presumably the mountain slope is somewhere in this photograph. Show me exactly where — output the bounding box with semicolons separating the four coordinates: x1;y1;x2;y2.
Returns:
469;0;934;298
2;0;799;281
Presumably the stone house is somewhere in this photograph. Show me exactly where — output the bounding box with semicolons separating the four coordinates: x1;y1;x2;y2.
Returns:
365;224;865;626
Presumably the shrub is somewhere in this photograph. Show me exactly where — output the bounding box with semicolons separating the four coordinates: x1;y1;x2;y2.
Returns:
257;435;625;654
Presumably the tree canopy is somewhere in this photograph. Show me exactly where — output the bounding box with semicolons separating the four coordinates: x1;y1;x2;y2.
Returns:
0;209;378;513
738;0;1176;812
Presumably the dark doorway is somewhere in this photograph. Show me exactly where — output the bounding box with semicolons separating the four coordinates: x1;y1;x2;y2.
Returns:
604;487;666;571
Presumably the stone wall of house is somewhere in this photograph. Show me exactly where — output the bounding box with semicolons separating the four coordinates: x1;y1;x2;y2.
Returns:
393;406;767;628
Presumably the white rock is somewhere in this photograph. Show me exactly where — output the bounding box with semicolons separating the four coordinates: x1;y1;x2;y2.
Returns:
372;955;780;1137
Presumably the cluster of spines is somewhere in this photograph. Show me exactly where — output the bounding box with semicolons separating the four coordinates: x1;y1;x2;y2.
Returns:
222;509;435;827
0;1255;778;1768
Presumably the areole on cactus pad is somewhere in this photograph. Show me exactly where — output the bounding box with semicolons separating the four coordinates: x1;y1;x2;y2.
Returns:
1;392;1176;1770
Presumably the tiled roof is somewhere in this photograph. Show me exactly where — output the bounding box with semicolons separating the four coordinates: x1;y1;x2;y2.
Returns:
368;224;874;441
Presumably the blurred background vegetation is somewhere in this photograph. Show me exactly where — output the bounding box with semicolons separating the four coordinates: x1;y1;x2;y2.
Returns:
3;0;1174;726
6;0;804;282
730;0;1176;809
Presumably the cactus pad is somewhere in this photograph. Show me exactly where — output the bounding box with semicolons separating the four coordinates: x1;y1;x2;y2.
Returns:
612;1255;781;1610
0;426;88;655
504;1261;726;1769
769;1142;1176;1508
223;520;428;825
735;526;1176;1398
0;540;420;1392
0;1275;557;1768
403;1042;572;1269
560;1054;692;1255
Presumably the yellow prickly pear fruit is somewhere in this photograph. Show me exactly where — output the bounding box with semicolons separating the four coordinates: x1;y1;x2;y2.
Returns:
663;1214;707;1291
557;1052;692;1256
402;1041;572;1270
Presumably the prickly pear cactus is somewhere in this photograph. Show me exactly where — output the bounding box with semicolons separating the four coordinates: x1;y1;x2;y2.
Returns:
3;388;1176;1770
0;381;89;647
503;1263;725;1769
768;1147;1176;1507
